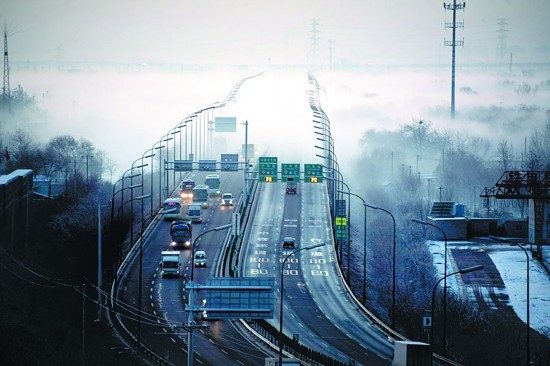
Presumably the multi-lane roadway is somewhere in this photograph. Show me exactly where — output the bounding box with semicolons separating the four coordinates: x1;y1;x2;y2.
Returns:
113;166;396;365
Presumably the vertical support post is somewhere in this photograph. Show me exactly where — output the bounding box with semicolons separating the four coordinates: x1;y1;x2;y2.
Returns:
243;120;249;205
97;205;102;321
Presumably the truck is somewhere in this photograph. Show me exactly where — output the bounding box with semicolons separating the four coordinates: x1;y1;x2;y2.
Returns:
169;219;192;249
180;179;195;204
187;204;203;223
160;251;182;277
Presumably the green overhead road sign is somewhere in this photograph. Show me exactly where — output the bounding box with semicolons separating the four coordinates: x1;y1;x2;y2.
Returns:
281;163;300;182
335;216;348;240
304;164;323;183
259;156;278;182
174;160;193;172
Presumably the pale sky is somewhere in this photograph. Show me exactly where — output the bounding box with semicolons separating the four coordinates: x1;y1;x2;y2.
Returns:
2;0;549;65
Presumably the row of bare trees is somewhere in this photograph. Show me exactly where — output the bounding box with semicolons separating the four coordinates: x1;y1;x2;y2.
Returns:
1;129;116;196
343;119;550;364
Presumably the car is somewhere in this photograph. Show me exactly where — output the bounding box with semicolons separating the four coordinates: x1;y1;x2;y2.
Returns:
194;250;207;267
221;193;233;206
286;182;297;194
282;237;296;249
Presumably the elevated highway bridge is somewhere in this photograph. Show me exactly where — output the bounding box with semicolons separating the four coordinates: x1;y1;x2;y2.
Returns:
106;70;436;365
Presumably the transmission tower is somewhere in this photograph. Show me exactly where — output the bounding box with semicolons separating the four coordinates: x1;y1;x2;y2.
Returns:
2;28;10;103
444;1;465;120
496;18;509;66
308;19;321;69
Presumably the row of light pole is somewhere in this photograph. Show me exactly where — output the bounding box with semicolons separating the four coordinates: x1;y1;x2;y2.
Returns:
412;218;449;353
309;79;400;329
307;74;533;365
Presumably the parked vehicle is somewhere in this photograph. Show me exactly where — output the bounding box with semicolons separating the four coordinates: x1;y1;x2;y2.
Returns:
160;251;182;277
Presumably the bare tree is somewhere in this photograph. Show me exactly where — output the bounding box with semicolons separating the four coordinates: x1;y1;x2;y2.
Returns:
497;139;515;171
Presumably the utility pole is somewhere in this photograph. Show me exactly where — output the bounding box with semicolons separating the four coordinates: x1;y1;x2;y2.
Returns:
496;18;509;67
243;120;249;205
444;1;466;120
84;155;93;185
308;19;321;69
81;284;86;366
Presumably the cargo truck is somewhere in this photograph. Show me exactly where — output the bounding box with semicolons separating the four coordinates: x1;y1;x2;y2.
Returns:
169;219;192;249
160;251;182;277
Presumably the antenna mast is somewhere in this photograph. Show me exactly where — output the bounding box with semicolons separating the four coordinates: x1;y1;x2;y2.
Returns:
444;1;466;120
2;29;10;103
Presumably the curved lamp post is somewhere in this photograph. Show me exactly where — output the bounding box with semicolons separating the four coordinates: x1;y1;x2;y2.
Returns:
337;189;368;303
337;181;352;281
111;163;145;223
136;201;153;348
150;141;166;217
116;186;144;219
430;265;484;366
366;204;396;329
130;158;149;243
412;218;449;356
279;242;325;365
490;235;530;366
169;128;181;192
158;135;173;206
187;223;232;366
111;174;140;223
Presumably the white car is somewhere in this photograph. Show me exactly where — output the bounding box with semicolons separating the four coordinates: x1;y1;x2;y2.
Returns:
194;250;207;267
221;193;233;206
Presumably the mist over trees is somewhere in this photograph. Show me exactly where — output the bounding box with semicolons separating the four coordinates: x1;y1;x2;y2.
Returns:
343;118;550;363
1;129;108;191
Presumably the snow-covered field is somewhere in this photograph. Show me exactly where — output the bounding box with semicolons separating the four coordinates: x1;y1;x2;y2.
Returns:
429;239;550;337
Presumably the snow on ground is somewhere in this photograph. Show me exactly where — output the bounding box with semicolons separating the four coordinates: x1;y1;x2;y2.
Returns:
490;247;550;336
428;239;550;337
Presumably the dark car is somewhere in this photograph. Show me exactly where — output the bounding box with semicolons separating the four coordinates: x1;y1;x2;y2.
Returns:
286;182;297;194
282;237;296;249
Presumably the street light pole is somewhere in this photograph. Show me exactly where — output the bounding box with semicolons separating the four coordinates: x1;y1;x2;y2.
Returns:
347;192;368;304
430;265;483;366
187;223;232;366
279;243;325;365
412;218;449;356
111;167;142;224
132;193;151;348
366;204;396;329
338;181;352;281
490;236;530;366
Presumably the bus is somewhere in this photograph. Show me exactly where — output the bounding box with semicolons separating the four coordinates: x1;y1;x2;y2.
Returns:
192;184;209;209
204;174;221;196
161;197;183;221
